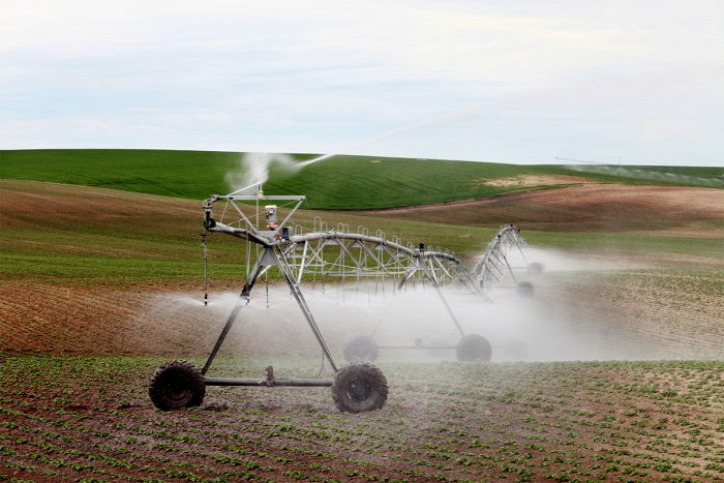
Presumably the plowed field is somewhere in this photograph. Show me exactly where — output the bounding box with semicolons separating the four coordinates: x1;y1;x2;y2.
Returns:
363;184;724;233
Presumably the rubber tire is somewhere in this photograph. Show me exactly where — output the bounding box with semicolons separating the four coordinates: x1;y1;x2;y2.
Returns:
343;336;379;362
516;281;535;298
528;262;544;275
332;363;388;413
149;360;206;411
456;334;492;362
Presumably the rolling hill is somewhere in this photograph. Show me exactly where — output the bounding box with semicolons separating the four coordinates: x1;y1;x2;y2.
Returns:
2;149;722;209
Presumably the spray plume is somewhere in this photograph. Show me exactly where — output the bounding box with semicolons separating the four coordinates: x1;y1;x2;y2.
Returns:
226;152;301;194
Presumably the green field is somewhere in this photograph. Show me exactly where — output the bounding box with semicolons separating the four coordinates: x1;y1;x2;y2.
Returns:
2;149;722;209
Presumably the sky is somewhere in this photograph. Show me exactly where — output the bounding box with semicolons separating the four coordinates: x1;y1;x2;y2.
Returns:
1;0;723;166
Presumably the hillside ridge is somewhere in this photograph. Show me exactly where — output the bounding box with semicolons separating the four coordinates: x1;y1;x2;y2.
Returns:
2;149;721;210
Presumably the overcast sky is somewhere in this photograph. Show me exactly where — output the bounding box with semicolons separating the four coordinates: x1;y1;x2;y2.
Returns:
1;0;722;166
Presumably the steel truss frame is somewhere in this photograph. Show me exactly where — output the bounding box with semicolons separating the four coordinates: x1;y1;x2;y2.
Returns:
200;186;482;383
471;224;529;290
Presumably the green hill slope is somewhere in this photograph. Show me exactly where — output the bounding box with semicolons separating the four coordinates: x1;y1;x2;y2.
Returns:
1;149;721;209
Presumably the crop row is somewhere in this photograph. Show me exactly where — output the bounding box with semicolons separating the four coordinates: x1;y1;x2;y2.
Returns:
1;356;721;481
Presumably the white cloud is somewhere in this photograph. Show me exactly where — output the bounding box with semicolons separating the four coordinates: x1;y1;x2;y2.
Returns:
0;0;723;165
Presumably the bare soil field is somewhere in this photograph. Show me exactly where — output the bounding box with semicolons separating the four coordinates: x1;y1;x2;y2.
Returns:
363;184;724;233
474;174;592;188
1;356;722;482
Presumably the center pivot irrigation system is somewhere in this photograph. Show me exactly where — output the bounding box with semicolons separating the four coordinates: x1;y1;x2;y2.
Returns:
149;183;540;413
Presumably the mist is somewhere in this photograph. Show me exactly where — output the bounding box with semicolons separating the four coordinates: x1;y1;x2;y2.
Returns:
568;164;723;188
148;246;682;368
225;152;301;193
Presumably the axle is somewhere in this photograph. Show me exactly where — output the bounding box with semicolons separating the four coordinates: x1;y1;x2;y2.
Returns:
204;366;333;387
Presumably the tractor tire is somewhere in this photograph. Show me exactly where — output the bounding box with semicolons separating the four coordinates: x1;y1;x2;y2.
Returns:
456;334;492;362
332;362;388;413
516;281;535;298
528;262;545;275
343;336;379;362
149;360;206;411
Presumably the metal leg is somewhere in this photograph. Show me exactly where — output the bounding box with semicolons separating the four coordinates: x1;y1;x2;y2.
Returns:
397;266;417;290
275;247;339;373
500;253;518;284
201;255;268;375
418;257;466;338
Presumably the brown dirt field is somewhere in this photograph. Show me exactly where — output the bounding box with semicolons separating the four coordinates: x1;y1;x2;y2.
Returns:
1;356;722;482
1;179;199;216
528;269;724;360
1;266;721;360
0;179;200;234
361;184;724;233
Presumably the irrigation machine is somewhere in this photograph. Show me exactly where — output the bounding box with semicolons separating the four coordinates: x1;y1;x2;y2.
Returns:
149;183;541;413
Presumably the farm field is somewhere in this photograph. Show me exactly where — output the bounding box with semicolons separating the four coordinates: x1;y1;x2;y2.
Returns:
2;178;722;358
1;152;723;481
2;149;722;209
1;356;722;482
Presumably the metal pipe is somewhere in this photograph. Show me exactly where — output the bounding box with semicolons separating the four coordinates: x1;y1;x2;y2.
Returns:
201;257;268;375
201;300;245;375
204;377;333;387
202;233;208;306
377;344;457;350
275;247;339;373
418;255;466;338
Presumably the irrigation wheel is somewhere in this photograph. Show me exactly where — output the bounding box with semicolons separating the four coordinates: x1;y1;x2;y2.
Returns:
332;362;388;413
528;262;545;275
516;281;535;298
456;334;492;362
343;335;379;362
149;360;206;411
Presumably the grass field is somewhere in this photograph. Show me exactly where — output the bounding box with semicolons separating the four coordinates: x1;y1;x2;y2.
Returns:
1;150;723;481
2;149;722;209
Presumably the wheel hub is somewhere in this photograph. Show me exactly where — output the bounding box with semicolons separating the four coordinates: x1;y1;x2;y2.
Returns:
348;377;372;401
